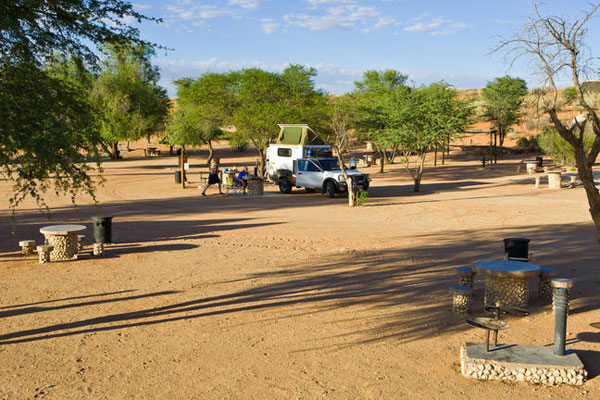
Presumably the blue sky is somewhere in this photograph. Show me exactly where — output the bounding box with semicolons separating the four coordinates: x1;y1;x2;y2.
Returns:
130;0;600;96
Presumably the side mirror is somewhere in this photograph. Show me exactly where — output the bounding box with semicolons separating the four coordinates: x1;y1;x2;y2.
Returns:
349;157;357;170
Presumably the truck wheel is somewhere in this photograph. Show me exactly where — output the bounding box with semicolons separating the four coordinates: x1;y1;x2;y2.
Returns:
279;177;292;194
326;181;336;198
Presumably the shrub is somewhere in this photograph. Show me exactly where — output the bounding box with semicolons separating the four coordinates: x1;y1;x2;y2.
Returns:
516;136;529;149
355;190;369;206
230;136;248;152
537;127;593;166
562;87;577;103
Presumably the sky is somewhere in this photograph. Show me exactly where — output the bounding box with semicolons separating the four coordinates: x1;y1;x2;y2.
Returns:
129;0;600;96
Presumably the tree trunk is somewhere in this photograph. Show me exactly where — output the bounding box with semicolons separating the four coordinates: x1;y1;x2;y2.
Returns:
548;109;600;244
494;132;498;164
412;153;426;192
379;151;385;173
575;145;600;244
257;147;266;176
389;145;398;164
434;146;438;166
498;128;505;161
169;145;174;156
110;142;120;160
489;132;493;167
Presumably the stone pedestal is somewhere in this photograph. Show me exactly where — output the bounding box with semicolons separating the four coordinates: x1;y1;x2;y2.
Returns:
534;175;541;189
45;233;79;260
548;171;562;189
461;343;586;386
526;161;537;174
538;267;557;304
247;178;264;196
450;285;472;314
485;276;528;309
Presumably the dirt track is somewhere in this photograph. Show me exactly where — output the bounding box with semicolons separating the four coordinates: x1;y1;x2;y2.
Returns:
1;144;599;399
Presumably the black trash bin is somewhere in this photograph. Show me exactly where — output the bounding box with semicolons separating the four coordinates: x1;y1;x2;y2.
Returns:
536;156;543;168
174;170;182;184
503;238;530;260
92;216;113;244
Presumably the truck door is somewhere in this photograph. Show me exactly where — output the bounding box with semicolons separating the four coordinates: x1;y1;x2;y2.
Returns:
295;159;323;188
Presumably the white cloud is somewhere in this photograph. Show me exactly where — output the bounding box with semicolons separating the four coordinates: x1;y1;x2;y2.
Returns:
404;16;468;35
261;18;282;34
308;0;356;4
228;0;267;10
283;4;380;31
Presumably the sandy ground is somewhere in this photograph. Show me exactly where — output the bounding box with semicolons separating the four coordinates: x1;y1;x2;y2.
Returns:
1;143;599;399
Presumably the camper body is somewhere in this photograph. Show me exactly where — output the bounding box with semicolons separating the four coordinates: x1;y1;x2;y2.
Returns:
265;125;370;197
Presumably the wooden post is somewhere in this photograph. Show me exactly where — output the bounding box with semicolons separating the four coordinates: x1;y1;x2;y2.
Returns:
493;131;498;164
180;145;185;189
489;131;493;168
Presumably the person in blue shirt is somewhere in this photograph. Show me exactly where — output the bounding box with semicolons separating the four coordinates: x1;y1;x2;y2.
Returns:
235;166;249;194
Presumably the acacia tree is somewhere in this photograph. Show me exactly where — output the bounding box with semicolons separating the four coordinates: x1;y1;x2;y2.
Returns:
92;44;169;159
393;83;472;192
353;70;409;172
481;76;528;157
322;96;358;206
496;3;600;244
168;73;239;163
229;65;328;175
0;0;159;208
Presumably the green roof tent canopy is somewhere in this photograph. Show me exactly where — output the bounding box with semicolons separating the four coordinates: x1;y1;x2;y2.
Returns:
276;124;325;145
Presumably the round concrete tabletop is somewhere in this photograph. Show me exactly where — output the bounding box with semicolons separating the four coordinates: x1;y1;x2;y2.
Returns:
40;224;87;235
473;259;541;278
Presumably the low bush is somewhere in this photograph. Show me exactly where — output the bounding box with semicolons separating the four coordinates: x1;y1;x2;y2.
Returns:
537;127;593;166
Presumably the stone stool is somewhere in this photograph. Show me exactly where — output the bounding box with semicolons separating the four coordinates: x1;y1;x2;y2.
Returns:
552;278;574;313
93;242;104;257
538;267;558;304
457;267;475;287
37;244;54;264
19;240;36;256
450;285;473;315
548;171;562;189
77;235;85;252
534;175;541;189
569;176;577;188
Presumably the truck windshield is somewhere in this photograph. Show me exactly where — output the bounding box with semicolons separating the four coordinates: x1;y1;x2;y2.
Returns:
317;158;340;171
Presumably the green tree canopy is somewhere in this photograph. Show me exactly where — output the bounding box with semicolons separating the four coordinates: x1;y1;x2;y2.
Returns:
228;65;328;174
92;44;170;159
1;0;159;208
481;76;528;152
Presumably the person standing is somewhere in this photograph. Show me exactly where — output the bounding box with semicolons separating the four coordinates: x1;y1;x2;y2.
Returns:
202;157;222;196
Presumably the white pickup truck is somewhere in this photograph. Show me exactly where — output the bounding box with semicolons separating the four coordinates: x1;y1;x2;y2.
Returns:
265;143;370;198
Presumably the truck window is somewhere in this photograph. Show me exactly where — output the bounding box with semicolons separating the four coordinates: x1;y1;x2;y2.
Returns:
277;148;292;157
298;160;321;172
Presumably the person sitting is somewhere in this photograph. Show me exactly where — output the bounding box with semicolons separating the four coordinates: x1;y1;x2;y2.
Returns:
235;166;249;194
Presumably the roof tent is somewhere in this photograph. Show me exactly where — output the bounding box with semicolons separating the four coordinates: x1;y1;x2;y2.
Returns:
276;124;325;145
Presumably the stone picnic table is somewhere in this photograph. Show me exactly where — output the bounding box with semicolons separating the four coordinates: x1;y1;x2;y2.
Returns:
473;259;541;309
40;224;87;260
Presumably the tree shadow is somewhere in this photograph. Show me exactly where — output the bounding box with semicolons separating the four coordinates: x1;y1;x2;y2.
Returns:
1;222;598;360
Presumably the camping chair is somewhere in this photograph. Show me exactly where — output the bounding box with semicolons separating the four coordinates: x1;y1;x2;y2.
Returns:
224;173;243;196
